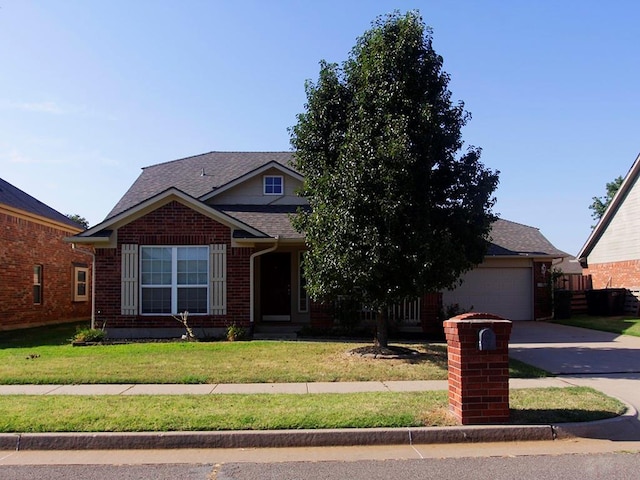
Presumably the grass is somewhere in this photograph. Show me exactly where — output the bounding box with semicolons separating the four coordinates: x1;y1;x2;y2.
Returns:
0;322;548;384
552;315;640;337
0;387;623;432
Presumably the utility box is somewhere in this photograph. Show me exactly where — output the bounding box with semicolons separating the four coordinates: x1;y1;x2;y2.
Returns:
444;313;512;425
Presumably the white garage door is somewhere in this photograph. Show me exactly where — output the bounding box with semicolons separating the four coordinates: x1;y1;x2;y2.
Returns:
442;267;533;321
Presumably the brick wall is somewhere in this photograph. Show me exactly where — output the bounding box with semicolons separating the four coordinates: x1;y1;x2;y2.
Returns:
0;211;92;330
585;260;640;289
94;201;254;333
533;260;552;319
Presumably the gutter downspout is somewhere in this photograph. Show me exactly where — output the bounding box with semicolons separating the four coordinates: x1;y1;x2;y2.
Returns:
249;236;280;327
71;244;96;329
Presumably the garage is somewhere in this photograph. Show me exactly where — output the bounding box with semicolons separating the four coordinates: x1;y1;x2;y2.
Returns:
442;267;533;321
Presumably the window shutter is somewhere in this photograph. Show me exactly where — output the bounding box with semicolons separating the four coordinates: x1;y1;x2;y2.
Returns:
121;244;138;315
210;244;227;315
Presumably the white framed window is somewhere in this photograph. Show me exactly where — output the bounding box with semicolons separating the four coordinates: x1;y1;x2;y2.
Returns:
33;265;43;305
298;252;308;313
140;246;209;314
73;266;89;302
263;175;283;195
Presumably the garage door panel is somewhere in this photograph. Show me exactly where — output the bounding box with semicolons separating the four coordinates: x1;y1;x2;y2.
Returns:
442;268;532;321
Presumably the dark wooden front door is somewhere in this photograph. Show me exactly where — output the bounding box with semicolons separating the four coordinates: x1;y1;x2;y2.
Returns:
260;253;291;321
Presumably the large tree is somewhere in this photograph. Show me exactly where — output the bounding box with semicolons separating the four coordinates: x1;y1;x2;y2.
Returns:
589;175;623;223
290;11;499;347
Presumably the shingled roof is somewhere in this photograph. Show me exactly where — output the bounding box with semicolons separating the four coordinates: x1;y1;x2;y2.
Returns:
0;177;80;229
487;218;567;258
107;151;295;219
101;151;565;257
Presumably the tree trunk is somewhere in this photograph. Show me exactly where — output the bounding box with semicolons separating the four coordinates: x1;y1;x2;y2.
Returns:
374;308;388;348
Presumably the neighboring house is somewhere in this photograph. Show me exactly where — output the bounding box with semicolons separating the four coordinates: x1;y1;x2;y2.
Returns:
0;178;92;330
71;152;566;338
577;152;640;289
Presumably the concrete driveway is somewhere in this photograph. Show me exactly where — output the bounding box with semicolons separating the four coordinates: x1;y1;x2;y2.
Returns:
510;321;640;375
509;321;640;441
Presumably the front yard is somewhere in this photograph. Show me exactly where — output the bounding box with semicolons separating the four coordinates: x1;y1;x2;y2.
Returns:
0;322;625;431
0;322;544;384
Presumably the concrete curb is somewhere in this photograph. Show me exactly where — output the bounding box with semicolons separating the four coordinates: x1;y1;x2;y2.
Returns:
0;425;556;451
553;402;639;440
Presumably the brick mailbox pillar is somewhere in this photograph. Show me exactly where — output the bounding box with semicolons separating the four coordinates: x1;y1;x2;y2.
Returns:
443;313;513;425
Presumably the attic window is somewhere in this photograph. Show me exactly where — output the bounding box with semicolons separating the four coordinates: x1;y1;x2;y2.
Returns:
263;175;283;195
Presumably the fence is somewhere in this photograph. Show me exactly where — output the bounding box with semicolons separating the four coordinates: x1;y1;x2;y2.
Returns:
554;274;592;314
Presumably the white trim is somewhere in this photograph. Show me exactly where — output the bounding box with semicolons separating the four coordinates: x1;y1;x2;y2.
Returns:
74;188;267;241
263;175;284;196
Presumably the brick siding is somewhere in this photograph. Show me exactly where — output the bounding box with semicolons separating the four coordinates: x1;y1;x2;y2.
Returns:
0;211;92;330
94;201;254;332
585;260;640;289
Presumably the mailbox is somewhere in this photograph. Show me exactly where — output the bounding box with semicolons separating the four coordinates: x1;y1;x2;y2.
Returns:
478;327;496;351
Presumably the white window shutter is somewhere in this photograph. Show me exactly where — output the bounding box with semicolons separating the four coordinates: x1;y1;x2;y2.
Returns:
121;244;139;315
210;244;227;315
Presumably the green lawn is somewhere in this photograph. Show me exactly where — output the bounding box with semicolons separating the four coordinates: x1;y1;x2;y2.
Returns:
552;315;640;337
0;387;624;432
0;323;624;430
0;322;547;384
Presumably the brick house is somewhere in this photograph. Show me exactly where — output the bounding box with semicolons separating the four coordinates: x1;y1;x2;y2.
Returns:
578;152;640;289
71;152;565;338
0;178;92;330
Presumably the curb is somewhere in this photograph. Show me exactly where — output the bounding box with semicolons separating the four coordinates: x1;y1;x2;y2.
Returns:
554;402;639;440
0;425;556;451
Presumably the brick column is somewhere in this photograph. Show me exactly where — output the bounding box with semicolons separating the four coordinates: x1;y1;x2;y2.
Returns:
443;313;512;425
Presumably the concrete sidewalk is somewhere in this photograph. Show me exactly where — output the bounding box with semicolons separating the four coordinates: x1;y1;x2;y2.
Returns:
0;378;568;396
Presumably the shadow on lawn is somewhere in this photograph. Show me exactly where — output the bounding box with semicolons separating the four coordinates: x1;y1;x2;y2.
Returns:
0;321;89;348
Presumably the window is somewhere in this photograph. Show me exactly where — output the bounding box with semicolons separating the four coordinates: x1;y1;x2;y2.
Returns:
298;252;308;313
73;266;89;302
263;175;283;195
33;265;42;305
140;246;209;314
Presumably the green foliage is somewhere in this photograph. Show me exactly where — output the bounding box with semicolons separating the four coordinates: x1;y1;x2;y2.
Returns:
291;11;499;345
589;175;623;222
66;213;89;229
225;323;246;341
72;327;106;343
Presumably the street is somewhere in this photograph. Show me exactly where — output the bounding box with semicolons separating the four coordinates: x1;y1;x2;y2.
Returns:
1;452;639;480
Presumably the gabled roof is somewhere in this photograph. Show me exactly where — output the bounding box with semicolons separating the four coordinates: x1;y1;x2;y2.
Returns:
73;188;269;244
487;219;567;258
577;152;640;264
107;151;295;219
0;177;80;230
200;160;303;202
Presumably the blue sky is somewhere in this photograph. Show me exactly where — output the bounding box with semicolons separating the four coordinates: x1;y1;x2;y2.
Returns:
1;1;639;256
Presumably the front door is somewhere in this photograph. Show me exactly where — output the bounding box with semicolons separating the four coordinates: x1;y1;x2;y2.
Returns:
260;253;291;321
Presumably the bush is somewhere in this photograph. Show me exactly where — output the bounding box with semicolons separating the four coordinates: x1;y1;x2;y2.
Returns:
226;323;246;341
72;328;106;343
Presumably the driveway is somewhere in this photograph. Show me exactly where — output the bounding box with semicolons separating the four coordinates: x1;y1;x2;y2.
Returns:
509;321;640;441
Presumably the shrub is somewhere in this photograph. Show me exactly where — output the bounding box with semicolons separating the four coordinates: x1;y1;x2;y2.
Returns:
72;328;106;343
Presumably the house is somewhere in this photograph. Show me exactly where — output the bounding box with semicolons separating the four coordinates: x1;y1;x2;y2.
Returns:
0;177;92;330
577;152;640;290
71;152;566;338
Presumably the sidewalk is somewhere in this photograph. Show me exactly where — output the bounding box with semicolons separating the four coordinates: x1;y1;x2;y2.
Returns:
0;378;567;396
